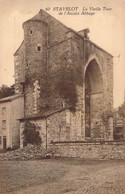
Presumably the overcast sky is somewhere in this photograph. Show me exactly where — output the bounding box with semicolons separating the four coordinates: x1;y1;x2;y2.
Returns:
0;0;125;108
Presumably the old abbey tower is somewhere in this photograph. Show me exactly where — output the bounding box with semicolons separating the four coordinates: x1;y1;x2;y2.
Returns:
14;9;113;147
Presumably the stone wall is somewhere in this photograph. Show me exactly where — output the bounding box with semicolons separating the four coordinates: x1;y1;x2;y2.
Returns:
49;141;125;159
47;39;72;108
20;108;87;148
39;9;68;45
14;41;25;94
20;111;67;148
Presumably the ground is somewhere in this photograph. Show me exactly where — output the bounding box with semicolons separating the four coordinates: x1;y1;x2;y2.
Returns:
0;158;125;194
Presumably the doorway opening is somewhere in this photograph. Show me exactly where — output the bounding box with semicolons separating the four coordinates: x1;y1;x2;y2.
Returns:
3;136;7;149
85;59;103;138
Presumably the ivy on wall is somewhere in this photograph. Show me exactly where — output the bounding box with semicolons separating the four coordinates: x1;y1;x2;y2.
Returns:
23;121;42;145
24;58;83;112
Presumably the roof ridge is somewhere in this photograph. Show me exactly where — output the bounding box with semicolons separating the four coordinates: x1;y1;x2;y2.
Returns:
0;94;24;103
14;40;24;56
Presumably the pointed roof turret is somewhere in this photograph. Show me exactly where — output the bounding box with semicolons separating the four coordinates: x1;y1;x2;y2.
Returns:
22;10;48;28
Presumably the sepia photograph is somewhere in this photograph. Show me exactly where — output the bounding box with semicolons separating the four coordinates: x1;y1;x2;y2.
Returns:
0;0;125;193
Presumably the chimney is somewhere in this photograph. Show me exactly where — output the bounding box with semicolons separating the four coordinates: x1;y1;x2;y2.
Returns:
78;28;90;39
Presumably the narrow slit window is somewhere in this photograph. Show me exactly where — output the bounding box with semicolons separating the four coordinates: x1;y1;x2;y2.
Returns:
26;63;29;68
37;46;41;52
2;120;6;130
36;44;42;52
29;30;33;35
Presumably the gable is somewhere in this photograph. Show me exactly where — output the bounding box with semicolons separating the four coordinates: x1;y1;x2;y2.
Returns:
14;40;24;56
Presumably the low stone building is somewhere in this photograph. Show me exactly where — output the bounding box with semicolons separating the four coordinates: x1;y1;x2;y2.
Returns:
0;94;24;149
14;9;113;149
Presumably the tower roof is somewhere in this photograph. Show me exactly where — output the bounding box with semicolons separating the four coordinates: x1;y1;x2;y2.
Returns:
22;9;50;27
17;9;112;57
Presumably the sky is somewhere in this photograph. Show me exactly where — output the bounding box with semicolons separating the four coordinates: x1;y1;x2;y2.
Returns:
0;0;125;108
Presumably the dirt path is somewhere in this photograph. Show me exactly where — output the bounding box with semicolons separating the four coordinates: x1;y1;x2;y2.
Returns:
0;159;125;194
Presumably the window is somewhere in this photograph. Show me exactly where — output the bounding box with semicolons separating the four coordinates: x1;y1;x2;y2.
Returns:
3;136;7;149
36;44;42;52
0;136;1;145
26;63;29;69
29;30;33;35
2;120;6;130
66;111;70;126
2;107;6;115
66;110;70;140
66;126;70;140
37;46;41;52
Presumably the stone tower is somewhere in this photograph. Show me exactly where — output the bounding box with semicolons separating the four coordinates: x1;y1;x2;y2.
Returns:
14;10;114;141
23;15;47;116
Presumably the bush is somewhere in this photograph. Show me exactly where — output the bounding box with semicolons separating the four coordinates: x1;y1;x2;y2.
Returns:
6;147;12;151
23;121;42;146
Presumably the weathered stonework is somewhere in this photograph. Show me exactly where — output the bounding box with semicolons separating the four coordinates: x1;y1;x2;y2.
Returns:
20;109;84;148
14;41;25;94
15;9;114;150
48;141;125;160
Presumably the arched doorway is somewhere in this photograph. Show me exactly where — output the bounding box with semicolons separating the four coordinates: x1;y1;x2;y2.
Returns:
85;59;103;139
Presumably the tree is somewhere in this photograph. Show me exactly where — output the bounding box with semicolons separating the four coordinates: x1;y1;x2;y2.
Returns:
113;103;125;140
91;120;104;139
23;121;42;146
100;109;113;140
101;109;113;127
0;84;15;99
118;102;125;118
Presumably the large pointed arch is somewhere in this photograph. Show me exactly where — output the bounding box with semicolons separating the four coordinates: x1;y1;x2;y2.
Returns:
84;55;103;79
84;56;104;139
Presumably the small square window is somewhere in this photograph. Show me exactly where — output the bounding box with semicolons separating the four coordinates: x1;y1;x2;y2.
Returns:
29;30;33;35
37;46;41;52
